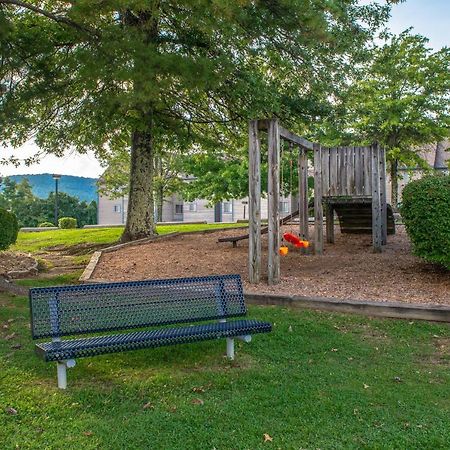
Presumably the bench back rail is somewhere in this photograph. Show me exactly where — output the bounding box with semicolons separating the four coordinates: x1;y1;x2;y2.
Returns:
30;274;246;339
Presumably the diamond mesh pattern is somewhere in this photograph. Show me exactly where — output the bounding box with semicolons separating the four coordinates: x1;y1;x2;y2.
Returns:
35;319;272;361
30;274;246;339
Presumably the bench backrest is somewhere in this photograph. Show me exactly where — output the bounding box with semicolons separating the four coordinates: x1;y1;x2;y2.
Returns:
29;274;246;339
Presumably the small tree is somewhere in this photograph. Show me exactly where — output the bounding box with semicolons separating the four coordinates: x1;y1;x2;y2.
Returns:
346;32;450;207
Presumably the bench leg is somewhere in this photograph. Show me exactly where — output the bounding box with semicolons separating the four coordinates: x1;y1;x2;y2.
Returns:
57;362;67;389
56;359;76;389
226;338;235;360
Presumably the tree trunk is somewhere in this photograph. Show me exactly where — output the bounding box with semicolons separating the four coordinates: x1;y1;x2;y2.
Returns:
121;117;156;242
434;141;447;170
390;158;399;210
156;185;164;222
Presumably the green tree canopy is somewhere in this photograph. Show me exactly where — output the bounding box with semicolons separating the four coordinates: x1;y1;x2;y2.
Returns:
1;0;391;239
342;31;450;206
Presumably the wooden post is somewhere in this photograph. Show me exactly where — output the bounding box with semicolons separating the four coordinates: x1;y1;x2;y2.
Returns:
371;144;382;253
267;119;280;285
379;146;388;245
313;143;323;254
248;120;261;283
298;147;309;241
325;203;334;244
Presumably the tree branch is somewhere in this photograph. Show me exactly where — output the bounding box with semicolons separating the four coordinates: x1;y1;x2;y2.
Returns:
0;0;100;37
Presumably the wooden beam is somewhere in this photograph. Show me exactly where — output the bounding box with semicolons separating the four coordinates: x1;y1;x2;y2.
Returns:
256;120;314;150
313;143;324;254
248;120;261;283
298;147;309;241
379;146;388;245
371;144;382;253
267;119;281;285
279;126;314;150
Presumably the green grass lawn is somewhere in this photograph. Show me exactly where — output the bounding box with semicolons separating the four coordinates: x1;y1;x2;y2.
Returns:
1;290;448;449
12;223;245;254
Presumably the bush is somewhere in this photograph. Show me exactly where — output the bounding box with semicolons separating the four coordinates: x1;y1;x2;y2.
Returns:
58;217;77;229
39;222;55;228
0;208;19;250
400;175;450;270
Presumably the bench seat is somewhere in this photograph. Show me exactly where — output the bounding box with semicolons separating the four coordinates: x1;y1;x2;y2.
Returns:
36;319;271;362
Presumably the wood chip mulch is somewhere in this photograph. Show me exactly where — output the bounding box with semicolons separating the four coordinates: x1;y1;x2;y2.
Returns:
92;225;450;305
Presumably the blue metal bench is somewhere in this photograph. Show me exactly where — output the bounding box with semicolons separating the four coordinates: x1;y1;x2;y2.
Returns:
29;274;271;389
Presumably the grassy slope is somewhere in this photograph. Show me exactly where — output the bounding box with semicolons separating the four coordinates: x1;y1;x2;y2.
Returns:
12;223;245;253
0;291;448;449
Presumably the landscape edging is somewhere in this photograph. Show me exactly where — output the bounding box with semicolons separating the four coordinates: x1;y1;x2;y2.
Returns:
245;292;450;323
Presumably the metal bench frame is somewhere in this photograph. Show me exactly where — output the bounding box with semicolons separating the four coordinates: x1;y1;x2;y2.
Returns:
29;274;271;389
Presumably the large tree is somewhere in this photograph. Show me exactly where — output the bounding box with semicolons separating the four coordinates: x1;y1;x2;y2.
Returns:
344;31;450;207
1;0;390;240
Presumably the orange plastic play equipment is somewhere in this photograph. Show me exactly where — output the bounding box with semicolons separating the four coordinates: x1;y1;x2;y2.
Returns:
279;246;289;256
283;232;309;248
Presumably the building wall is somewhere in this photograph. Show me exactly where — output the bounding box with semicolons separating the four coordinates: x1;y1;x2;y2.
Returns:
98;194;128;225
97;193;293;225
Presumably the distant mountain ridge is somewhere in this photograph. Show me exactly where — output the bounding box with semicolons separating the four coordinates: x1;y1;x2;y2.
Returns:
1;174;98;202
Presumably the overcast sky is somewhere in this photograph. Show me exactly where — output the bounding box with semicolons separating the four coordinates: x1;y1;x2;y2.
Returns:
1;0;448;179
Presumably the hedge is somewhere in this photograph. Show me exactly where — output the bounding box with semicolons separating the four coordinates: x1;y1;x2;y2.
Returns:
400;175;450;270
38;222;55;228
58;217;77;229
0;208;19;251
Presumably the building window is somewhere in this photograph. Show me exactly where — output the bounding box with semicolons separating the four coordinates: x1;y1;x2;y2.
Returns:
175;204;183;214
113;205;121;213
223;202;232;214
187;202;197;212
279;201;289;213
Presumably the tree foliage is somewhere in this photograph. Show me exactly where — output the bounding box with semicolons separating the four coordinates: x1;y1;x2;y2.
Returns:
1;0;391;239
341;31;450;205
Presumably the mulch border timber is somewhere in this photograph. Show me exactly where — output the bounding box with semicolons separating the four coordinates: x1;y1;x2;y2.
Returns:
79;227;450;323
245;292;450;323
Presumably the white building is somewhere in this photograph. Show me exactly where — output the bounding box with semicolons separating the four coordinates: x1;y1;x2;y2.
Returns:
98;191;293;225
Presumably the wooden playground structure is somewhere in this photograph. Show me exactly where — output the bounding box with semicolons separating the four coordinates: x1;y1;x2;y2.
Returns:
238;119;393;285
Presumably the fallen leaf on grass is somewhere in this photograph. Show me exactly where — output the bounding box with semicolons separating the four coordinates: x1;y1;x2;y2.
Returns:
191;398;204;406
7;319;14;323
143;402;154;409
83;431;93;437
192;386;205;393
363;384;370;389
4;333;16;341
263;433;273;442
331;348;338;352
5;407;17;415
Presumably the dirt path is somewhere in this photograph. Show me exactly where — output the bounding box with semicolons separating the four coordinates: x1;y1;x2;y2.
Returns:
92;225;450;305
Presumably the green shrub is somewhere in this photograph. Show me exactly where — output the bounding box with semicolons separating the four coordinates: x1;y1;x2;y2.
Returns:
400;175;450;269
0;208;19;250
39;222;55;228
58;217;77;229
